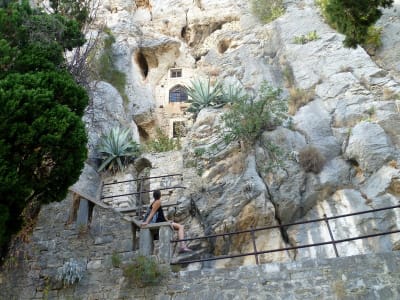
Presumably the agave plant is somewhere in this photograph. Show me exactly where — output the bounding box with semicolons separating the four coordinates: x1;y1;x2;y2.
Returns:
221;83;247;104
186;78;223;116
97;127;140;173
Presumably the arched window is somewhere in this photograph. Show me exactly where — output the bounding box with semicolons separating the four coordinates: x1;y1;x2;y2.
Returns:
169;85;188;102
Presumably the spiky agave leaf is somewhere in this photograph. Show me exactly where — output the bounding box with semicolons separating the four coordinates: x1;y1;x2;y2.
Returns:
97;127;140;173
186;78;223;115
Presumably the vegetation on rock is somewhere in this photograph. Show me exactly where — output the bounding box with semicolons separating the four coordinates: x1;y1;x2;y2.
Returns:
317;0;393;48
144;128;181;153
298;146;326;174
90;29;128;103
222;81;288;147
186;78;224;117
250;0;285;23
97;127;140;173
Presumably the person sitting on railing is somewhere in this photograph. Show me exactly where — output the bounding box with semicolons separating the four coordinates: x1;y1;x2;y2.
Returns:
141;189;192;253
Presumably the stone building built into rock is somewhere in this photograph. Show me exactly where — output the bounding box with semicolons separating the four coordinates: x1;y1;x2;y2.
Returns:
154;67;196;138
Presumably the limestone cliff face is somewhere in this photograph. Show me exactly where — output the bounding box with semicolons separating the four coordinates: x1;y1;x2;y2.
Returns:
84;0;400;267
15;0;400;270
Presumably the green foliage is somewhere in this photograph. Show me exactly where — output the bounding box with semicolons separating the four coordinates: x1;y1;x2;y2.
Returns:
222;81;288;146
293;31;320;44
259;138;285;172
144;128;181;153
194;147;206;157
122;255;167;287
319;0;393;48
186;78;224;116
250;0;285;23
111;252;121;268
97;127;140;173
92;31;128;103
186;79;245;117
298;146;326;173
49;0;90;29
221;83;246;104
363;26;383;54
0;1;88;258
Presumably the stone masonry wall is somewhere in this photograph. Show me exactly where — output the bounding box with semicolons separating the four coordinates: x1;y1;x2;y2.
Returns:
1;193;399;299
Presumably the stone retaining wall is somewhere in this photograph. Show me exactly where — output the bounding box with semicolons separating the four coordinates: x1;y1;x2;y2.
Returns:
1;194;399;299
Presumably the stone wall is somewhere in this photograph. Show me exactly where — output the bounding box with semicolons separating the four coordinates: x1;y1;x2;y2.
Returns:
1;192;399;299
0;193;136;300
166;251;400;300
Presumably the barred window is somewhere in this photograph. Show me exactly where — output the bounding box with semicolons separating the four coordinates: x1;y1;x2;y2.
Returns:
169;85;188;102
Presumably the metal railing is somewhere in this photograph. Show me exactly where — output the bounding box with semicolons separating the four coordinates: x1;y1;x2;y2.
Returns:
170;203;400;265
100;173;185;218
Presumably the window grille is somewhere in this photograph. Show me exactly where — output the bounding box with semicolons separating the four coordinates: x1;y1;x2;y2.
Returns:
169;85;188;102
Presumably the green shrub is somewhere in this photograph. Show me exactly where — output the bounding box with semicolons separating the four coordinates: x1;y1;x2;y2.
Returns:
362;26;383;54
194;147;206;157
293;31;320;44
111;252;121;268
222;81;288;147
316;0;393;48
221;83;246;104
92;30;128;103
122;255;167;287
97;127;140;173
144;128;181;153
250;0;285;23
298;146;325;173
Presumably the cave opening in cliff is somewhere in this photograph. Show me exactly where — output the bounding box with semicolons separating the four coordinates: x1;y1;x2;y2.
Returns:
135;51;149;79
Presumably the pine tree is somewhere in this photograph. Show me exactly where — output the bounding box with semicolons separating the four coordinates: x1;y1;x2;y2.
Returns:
324;0;393;48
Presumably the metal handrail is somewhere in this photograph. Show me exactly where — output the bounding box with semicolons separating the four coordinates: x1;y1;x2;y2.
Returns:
170;203;400;265
102;173;183;186
101;186;186;200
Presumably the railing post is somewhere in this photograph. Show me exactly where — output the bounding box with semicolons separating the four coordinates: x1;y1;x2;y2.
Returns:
99;181;104;201
324;214;339;257
250;226;259;265
137;178;143;219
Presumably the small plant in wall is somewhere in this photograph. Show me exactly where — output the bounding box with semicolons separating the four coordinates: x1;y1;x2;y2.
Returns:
97;127;141;173
111;251;122;268
144;128;181;153
57;259;85;287
122;255;167;287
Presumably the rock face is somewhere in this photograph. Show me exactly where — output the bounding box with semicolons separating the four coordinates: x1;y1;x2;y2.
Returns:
4;1;400;295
